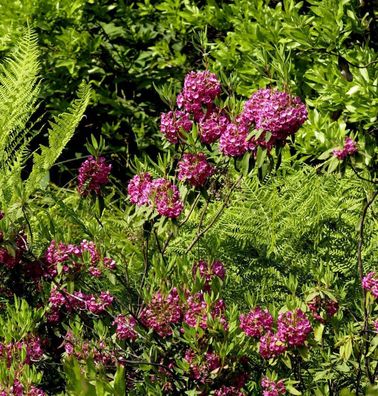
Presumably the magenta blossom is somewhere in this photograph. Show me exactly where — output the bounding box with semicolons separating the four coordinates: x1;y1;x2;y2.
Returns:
140;288;182;337
178;153;214;187
240;89;307;144
199;109;230;144
277;309;312;347
127;172;153;206
150;178;184;218
78;156;111;196
177;71;221;119
333;136;358;160
362;272;378;298
219;123;249;157
259;331;287;359
240;307;273;338
261;377;286;396
113;315;138;341
160;111;192;144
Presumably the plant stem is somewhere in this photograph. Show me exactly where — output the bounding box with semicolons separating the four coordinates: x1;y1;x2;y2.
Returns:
185;175;242;254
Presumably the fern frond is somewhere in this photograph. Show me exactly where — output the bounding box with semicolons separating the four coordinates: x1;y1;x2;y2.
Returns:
0;28;40;165
26;82;91;196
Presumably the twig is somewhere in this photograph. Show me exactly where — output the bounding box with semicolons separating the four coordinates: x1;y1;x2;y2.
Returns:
350;163;377;185
185;175;242;254
179;192;201;227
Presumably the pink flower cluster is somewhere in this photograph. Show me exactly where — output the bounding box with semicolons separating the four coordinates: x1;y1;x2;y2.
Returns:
261;377;286;396
192;259;226;291
184;349;221;383
77;156;111;196
307;296;339;322
333;137;358;160
128;174;183;218
0;336;43;366
374;320;378;333
48;287;113;322
259;331;287;359
219;123;250;157
45;239;113;278
184;292;227;329
113;315;138;341
1;382;46;396
178;153;214;187
63;331;115;367
127;172;153;206
199;110;229;144
362;272;378;298
177;71;221;119
184;349;246;393
214;386;245;396
160;111;193;144
239;307;273;337
160;71;227;147
277;309;312;347
140;288;182;337
240;307;311;359
221;89;307;156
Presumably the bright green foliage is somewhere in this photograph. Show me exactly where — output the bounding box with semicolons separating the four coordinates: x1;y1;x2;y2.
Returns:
0;1;377;395
0;30;91;223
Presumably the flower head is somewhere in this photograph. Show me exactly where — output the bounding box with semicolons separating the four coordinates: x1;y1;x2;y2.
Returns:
78;156;111;196
177;71;221;119
199;109;230;144
178;153;214;187
362;272;378;298
261;377;286;396
160;111;192;144
219;123;248;157
240;307;273;338
277;309;312;347
127;172;153;206
333;136;358;160
150;178;184;218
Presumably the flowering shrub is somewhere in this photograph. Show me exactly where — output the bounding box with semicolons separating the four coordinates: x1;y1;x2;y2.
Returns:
1;4;378;393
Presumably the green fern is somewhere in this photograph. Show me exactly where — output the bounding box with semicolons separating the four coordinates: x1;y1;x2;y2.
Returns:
0;29;91;217
25;82;91;195
0;28;40;165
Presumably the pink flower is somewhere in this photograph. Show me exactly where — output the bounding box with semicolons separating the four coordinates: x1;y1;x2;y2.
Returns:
184;292;227;329
240;307;273;337
374;320;378;333
160;111;192;144
307;296;338;323
113;315;138;341
28;386;46;396
127;172;153;206
240;89;307;146
219;123;248;157
178;153;214;187
261;377;286;396
362;272;378;298
150;178;184;218
214;386;245;396
277;309;312;347
259;331;287;359
177;71;221;119
199;109;230;144
333;137;358;160
103;257;116;270
140;288;182;337
78;156;111;196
